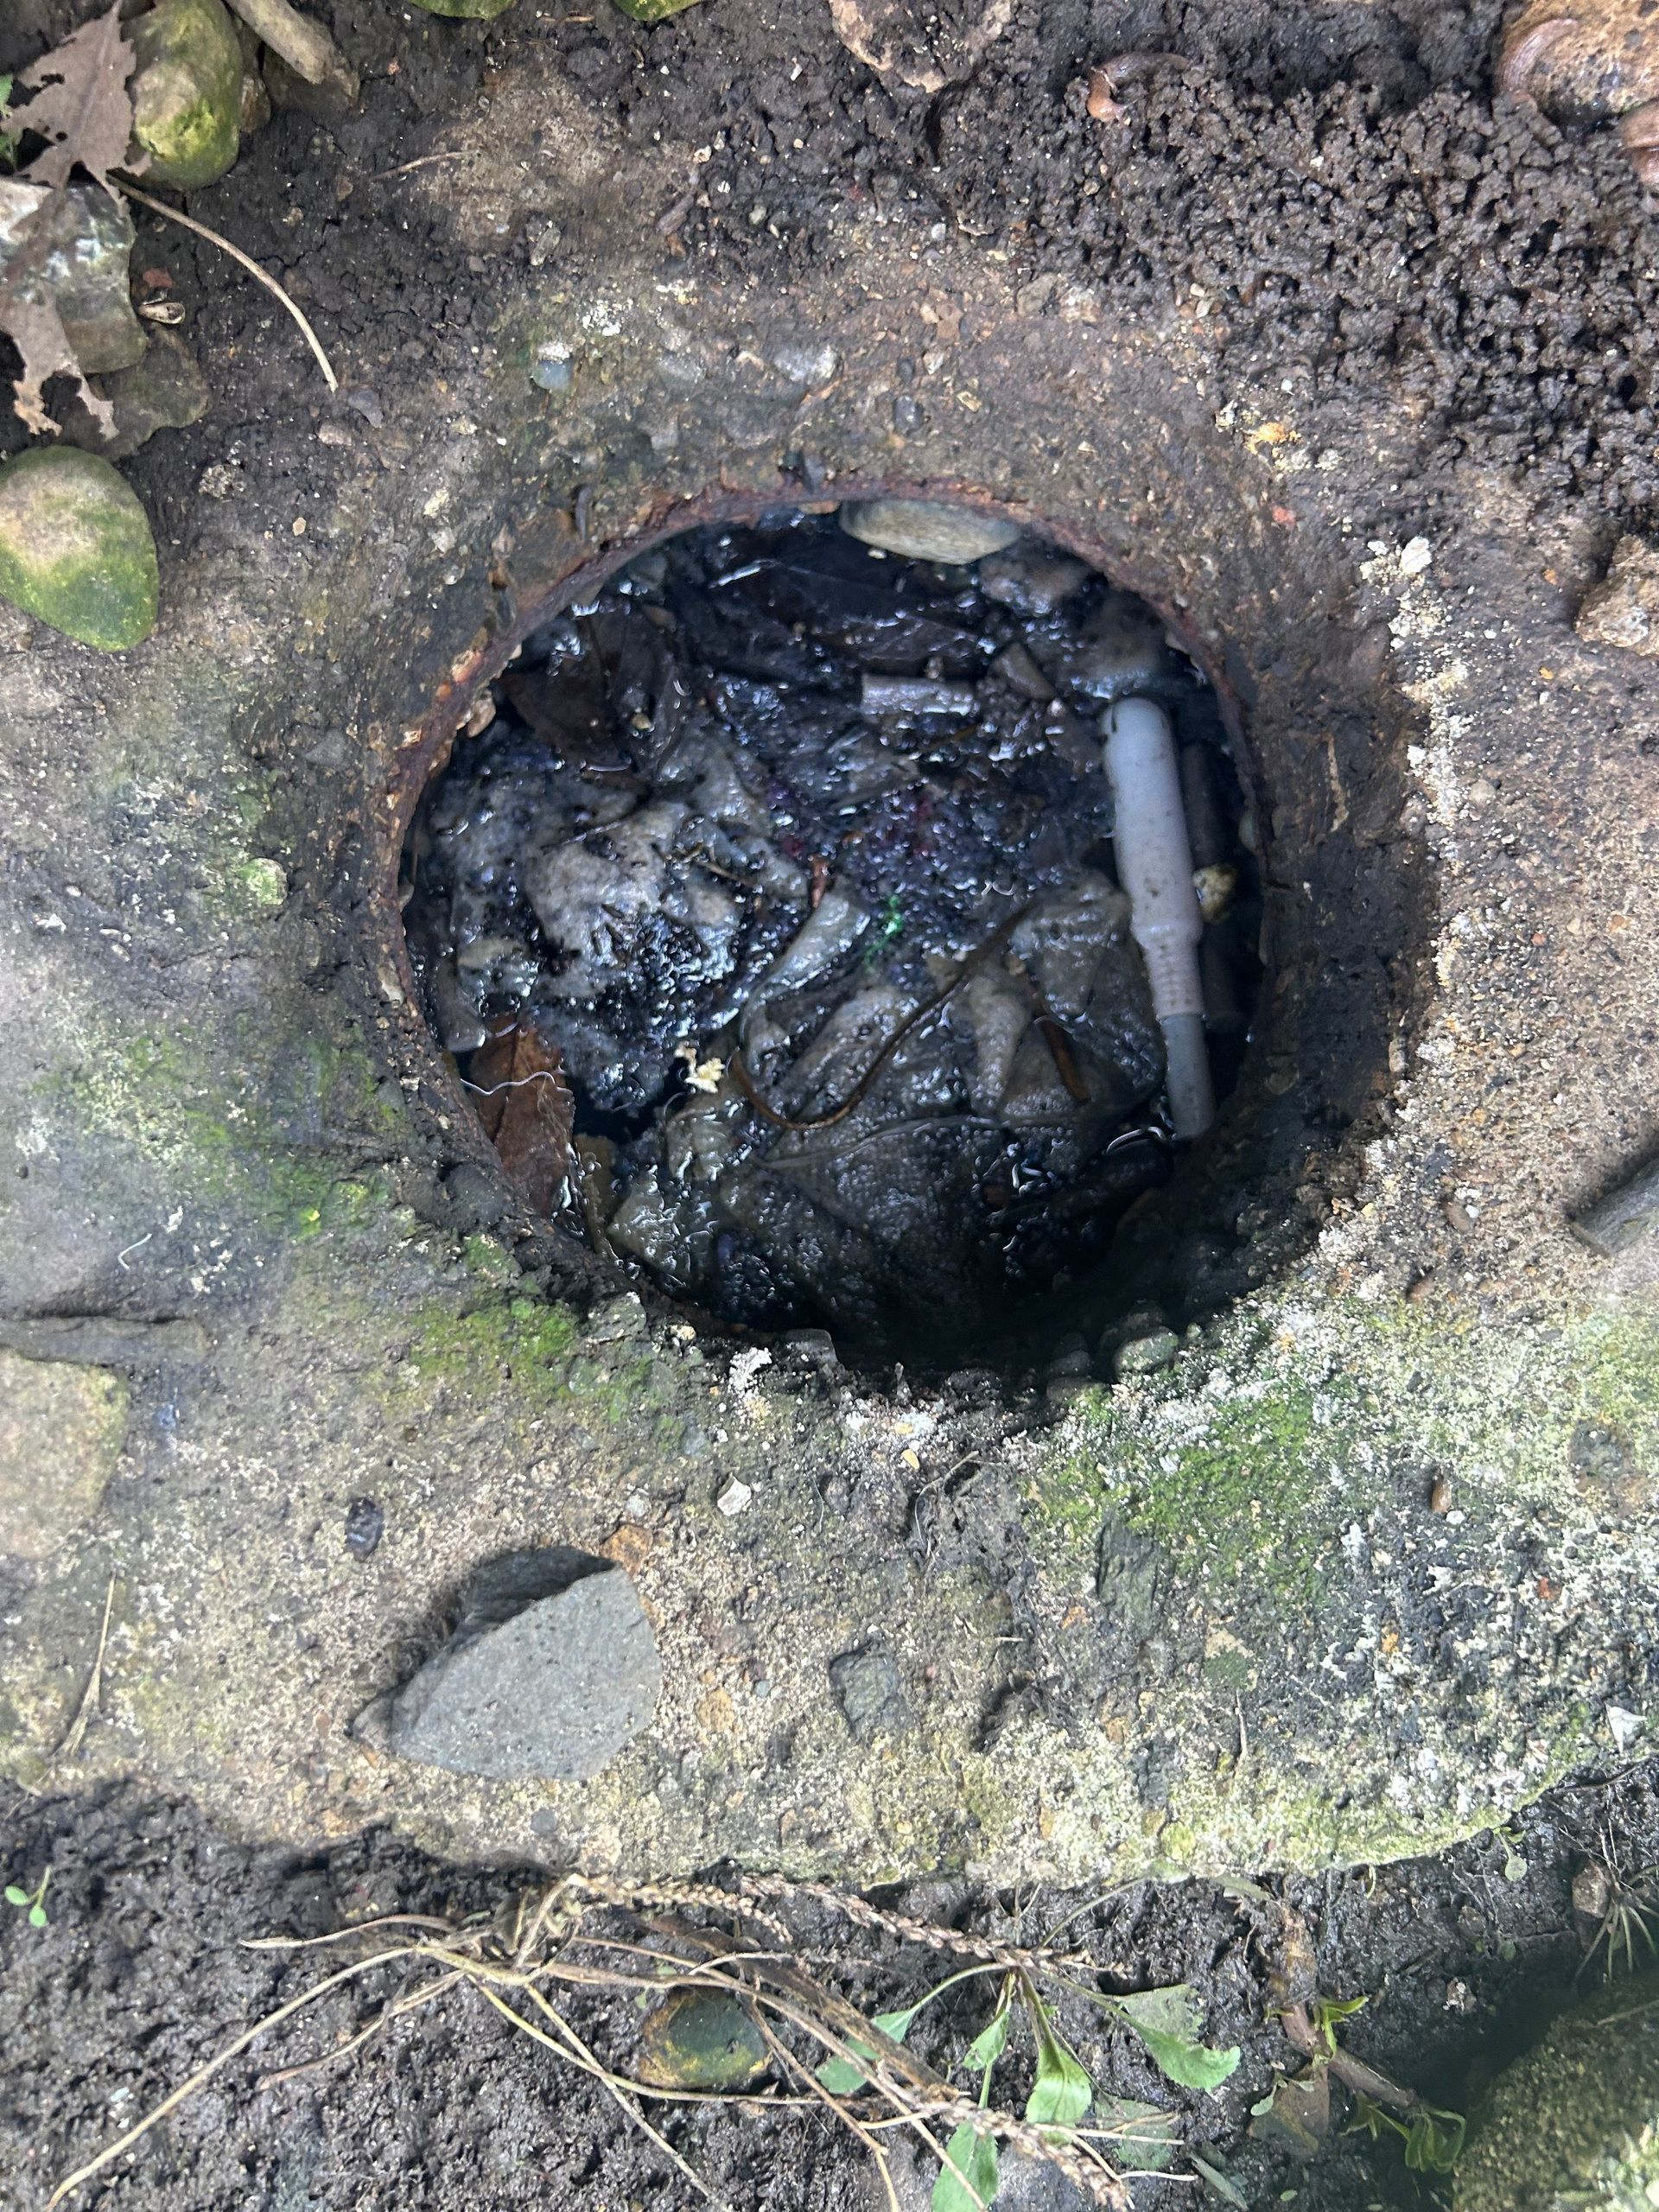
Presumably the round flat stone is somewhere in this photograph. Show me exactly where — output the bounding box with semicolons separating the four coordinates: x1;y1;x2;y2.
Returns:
839;498;1020;565
0;448;158;650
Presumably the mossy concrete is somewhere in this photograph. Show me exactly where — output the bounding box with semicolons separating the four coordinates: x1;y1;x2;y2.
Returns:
1455;1972;1659;2210
0;46;1655;1885
0;1353;127;1561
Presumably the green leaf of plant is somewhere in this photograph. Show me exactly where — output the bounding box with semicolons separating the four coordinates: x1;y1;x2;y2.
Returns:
1110;1986;1240;2092
3;1886;28;1906
932;2120;999;2212
1189;2152;1249;2207
1307;1992;1368;2056
28;1904;47;1928
963;2003;1011;2075
1095;2095;1180;2171
1026;2006;1092;2142
815;2008;915;2094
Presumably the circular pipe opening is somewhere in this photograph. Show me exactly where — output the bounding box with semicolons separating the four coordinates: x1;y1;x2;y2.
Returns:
393;492;1285;1370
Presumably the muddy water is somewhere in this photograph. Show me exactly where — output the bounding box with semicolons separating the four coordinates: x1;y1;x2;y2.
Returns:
404;510;1259;1357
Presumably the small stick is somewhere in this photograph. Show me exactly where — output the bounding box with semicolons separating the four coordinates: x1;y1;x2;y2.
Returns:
51;1575;118;1768
119;183;339;392
369;152;465;182
222;0;356;93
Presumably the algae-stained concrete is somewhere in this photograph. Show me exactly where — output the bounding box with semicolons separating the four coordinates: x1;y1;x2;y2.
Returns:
0;1351;127;1560
0;48;1656;1884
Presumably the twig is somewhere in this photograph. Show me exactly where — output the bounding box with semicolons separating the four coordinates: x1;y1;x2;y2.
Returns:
118;184;339;392
368;152;465;181
222;0;356;95
54;1574;118;1768
1280;2003;1418;2115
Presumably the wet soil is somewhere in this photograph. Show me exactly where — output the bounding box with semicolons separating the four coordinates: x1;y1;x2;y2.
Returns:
404;511;1256;1360
8;1757;1659;2212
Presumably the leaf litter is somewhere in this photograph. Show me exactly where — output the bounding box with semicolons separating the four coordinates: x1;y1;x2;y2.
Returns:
0;0;140;435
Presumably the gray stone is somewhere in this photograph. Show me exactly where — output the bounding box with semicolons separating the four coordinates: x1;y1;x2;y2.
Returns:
0;179;146;377
828;1644;909;1744
772;339;839;385
978;545;1092;615
388;1551;660;1783
1454;1969;1659;2210
1576;536;1659;658
1572;1154;1659;1257
1112;1327;1180;1378
68;333;211;462
839;498;1020;566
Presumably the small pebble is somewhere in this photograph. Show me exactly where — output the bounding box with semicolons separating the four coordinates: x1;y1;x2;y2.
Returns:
1428;1475;1452;1514
715;1478;753;1516
344;1497;384;1559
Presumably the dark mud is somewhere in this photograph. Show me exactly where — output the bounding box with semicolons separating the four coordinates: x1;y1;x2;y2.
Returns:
7;1759;1659;2212
404;510;1256;1359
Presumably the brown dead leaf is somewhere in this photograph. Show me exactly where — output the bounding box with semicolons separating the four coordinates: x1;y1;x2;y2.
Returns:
828;0;1014;93
1249;2066;1331;2160
2;282;109;435
0;3;141;434
13;1;143;198
466;1019;574;1217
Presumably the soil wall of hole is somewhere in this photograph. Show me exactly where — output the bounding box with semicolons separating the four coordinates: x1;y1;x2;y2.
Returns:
0;22;1656;1897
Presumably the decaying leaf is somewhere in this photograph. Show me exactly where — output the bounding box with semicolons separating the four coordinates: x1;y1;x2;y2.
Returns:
467;1020;575;1217
0;277;96;435
10;1;143;199
1094;2096;1180;2171
828;0;1014;95
0;2;143;435
1249;2065;1332;2158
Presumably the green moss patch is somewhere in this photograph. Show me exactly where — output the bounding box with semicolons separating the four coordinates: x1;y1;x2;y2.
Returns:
0;448;157;650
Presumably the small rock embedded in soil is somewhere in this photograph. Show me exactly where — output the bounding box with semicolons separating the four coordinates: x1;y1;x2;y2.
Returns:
0;447;158;650
343;1497;384;1560
129;0;245;189
1571;1151;1659;1255
828;1645;909;1744
839;497;1021;565
387;1551;659;1783
1575;534;1659;658
638;1988;768;2089
66;329;209;461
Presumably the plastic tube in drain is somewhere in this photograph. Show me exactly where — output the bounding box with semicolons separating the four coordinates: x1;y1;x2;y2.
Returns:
1102;696;1217;1140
